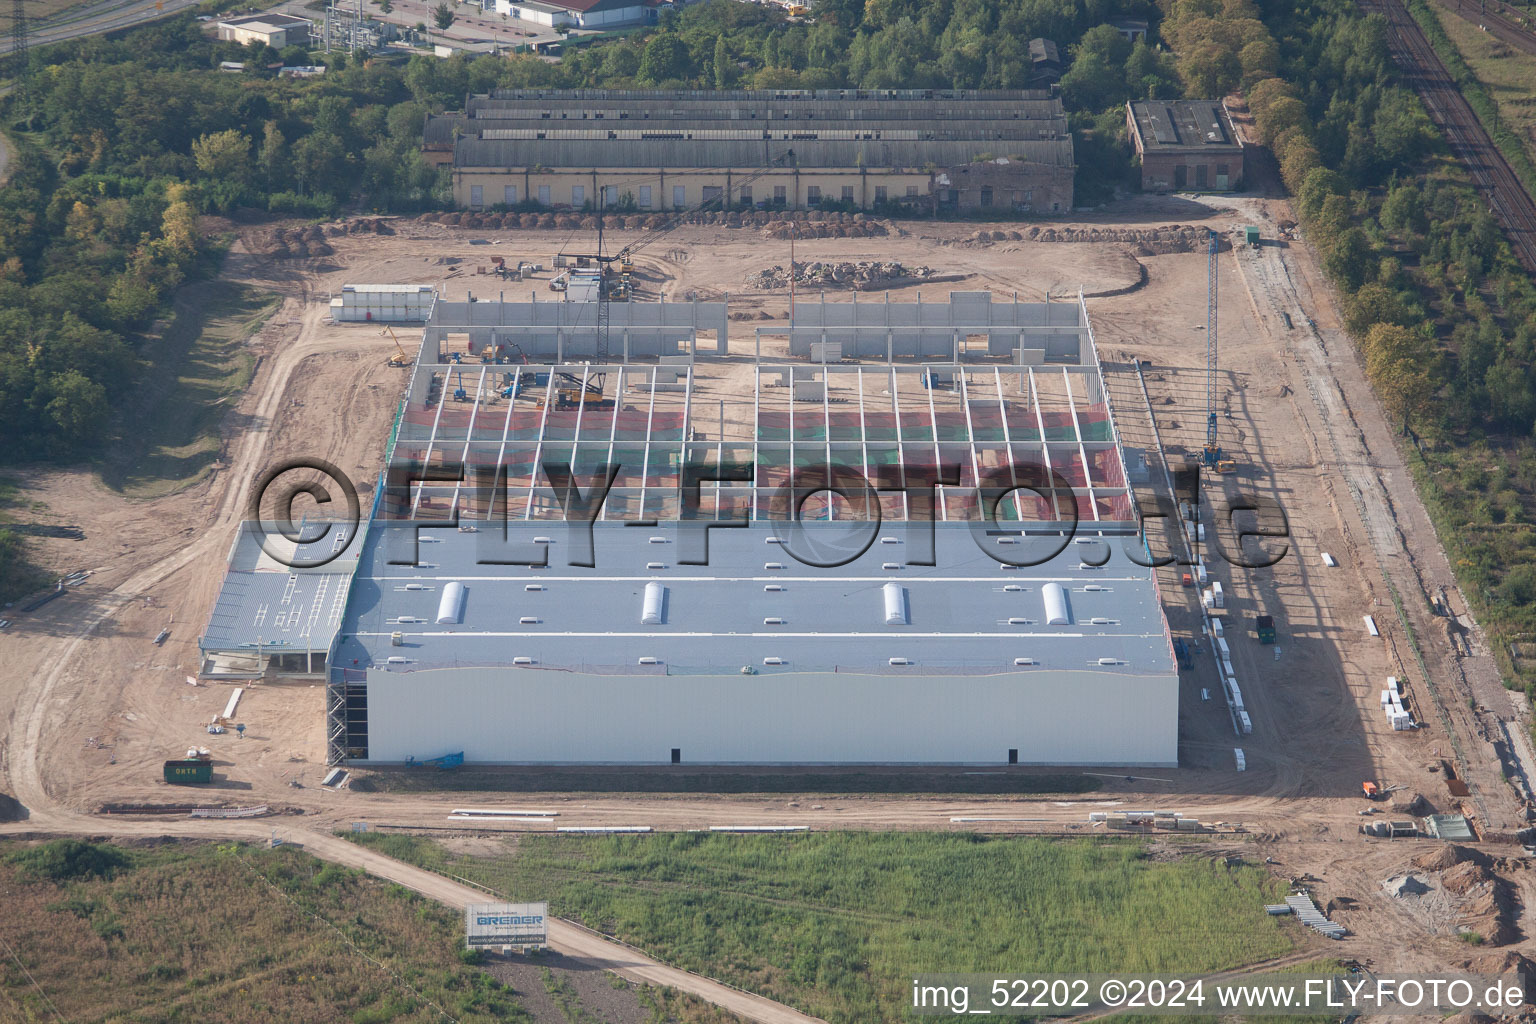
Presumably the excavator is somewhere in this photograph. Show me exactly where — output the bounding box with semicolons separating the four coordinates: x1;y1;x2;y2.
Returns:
380;326;413;368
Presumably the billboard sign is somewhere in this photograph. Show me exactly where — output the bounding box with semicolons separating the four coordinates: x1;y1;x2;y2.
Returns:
465;901;548;948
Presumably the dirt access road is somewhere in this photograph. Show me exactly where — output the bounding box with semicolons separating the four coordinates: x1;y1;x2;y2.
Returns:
2;197;1533;999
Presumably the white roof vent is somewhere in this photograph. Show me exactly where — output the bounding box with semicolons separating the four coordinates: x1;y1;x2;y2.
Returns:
436;581;467;624
1083;584;1106;592
1007;617;1030;625
1098;657;1121;666
882;562;902;571
1003;584;1023;592
883;583;908;625
880;536;900;544
763;617;785;625
996;536;1019;545
1042;582;1071;626
637;656;661;665
512;656;535;665
648;536;666;543
525;584;545;592
888;656;912;666
519;616;539;625
646;561;666;570
763;656;786;666
404;583;428;591
764;536;782;544
1090;616;1113;625
641;582;666;625
765;561;783;570
764;584;785;592
1013;657;1036;666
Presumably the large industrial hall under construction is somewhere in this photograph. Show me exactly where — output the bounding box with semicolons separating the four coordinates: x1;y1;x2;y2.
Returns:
428;88;1076;215
247;285;1178;768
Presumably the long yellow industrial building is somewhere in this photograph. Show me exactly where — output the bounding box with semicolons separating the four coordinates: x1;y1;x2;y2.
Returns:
426;88;1076;215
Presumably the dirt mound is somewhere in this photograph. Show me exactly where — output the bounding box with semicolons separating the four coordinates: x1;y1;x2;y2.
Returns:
962;223;1214;253
1413;844;1489;871
1442;860;1496;895
1385;873;1430;897
760;219;891;240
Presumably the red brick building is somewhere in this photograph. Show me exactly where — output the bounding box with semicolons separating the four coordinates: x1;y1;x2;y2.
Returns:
1126;100;1245;192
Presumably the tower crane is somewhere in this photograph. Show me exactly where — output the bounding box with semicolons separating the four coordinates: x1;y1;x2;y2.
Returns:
555;150;798;364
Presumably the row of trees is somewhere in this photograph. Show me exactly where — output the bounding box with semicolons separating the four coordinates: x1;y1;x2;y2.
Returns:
1229;0;1536;663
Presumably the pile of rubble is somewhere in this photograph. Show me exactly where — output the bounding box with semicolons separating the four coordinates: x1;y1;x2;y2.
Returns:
323;217;396;237
746;260;935;291
760;217;890;239
414;210;894;235
964;223;1220;255
262;224;334;259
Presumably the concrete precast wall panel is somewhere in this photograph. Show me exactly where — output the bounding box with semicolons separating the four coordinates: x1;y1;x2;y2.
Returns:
437;581;467;624
883;583;908;625
1043;582;1071;625
642;582;666;625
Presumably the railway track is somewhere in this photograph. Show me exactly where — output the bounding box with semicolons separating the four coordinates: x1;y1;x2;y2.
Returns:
1360;0;1536;270
1435;0;1536;57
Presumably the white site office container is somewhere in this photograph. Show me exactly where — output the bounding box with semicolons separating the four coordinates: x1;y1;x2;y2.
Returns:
1211;581;1225;608
1239;710;1253;734
1211;618;1224;638
1380;689;1392;708
1229;682;1243;710
1364;615;1379;636
1216;637;1230;658
1322;552;1338;567
1390;712;1413;731
1235;748;1246;771
1196;561;1209;585
1387;676;1401;696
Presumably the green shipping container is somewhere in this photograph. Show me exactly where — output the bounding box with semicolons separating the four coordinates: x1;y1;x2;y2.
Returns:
1245;226;1261;246
163;759;213;785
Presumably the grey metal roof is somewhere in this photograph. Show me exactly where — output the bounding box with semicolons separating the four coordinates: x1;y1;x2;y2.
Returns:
482;87;1060;104
330;520;1175;678
453;137;1073;170
1129;101;1242;153
200;522;362;653
465;98;1069;124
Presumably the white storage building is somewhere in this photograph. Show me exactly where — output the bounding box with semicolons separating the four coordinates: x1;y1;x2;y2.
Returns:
331;284;436;323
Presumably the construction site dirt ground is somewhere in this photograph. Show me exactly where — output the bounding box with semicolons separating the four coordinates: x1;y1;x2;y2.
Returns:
3;194;1535;986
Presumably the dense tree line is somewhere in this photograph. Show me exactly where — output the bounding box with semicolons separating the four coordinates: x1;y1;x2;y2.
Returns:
1195;0;1536;669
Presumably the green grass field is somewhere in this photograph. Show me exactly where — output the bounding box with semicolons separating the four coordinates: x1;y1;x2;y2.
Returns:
101;279;277;497
0;838;525;1023
1432;4;1536;166
346;832;1299;1023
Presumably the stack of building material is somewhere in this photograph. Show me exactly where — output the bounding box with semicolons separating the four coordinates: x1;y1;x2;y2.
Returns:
1285;892;1347;939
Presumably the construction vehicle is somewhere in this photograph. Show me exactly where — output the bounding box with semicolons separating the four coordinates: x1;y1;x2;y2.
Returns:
1362;781;1380;800
1255;614;1276;644
381;326;413;368
452;371;468;402
538;371;613;410
1173;638;1193;670
406;751;464;771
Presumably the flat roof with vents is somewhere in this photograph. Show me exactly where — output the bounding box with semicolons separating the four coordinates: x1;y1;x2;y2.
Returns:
331;521;1172;676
